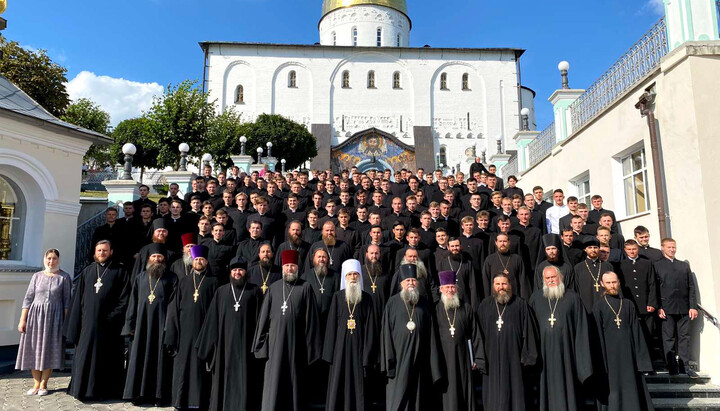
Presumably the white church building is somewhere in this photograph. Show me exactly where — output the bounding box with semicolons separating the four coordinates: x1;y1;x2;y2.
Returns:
200;0;536;174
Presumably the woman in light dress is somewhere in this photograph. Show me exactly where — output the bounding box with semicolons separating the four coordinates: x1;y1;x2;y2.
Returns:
16;249;72;396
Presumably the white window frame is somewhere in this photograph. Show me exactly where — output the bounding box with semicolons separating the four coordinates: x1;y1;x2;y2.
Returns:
619;148;650;217
367;71;375;88
569;171;591;206
392;71;401;89
288;71;297;88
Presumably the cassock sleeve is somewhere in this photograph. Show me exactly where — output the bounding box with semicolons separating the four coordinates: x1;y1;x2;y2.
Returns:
481;260;491;299
380;304;397;378
64;269;86;344
686;264;697;310
163;280;181;356
196;289;220;370
592;302;609;373
321;293;339;364
520;302;539;367
572;295;593;383
304;285;323;365
468;266;479;308
122;277;139;336
629;304;653;373
252;289;272;359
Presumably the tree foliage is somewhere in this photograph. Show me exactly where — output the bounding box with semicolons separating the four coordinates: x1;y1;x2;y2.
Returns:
110;117;159;177
204;108;246;171
61;98;113;167
0;36;70;117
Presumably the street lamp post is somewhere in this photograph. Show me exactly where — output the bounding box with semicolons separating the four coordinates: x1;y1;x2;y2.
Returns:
256;147;263;164
202;153;212;169
558;61;570;89
178;143;190;171
281;158;286;173
239;136;247;155
121;143;137;180
266;141;273;157
520;108;530;131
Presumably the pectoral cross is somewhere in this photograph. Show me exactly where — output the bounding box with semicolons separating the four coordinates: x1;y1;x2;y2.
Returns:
234;301;240;312
502;269;509;275
319;286;325;294
281;301;288;315
548;314;556;328
94;279;103;294
193;289;200;303
496;317;504;331
594;282;601;292
449;326;456;337
371;283;377;293
261;284;268;294
148;293;156;304
614;316;622;328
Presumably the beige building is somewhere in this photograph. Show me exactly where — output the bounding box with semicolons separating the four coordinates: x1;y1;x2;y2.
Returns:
0;76;111;351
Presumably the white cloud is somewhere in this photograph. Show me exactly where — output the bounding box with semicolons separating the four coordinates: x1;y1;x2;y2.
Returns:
640;0;665;15
65;71;164;126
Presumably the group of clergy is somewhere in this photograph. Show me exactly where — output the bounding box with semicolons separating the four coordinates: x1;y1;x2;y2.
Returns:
62;164;700;411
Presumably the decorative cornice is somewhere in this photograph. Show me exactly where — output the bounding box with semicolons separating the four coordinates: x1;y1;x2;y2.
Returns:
45;200;81;216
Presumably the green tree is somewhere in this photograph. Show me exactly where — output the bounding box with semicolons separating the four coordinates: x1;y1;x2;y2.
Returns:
204;108;246;171
0;36;70;117
147;80;214;169
235;114;317;171
61;98;113;167
110;117;159;181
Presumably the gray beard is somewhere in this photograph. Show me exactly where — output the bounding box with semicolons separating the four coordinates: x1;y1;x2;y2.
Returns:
283;272;298;283
400;287;420;305
366;261;382;277
399;258;427;279
146;262;166;280
345;282;362;305
493;290;511;305
183;254;193;266
543;282;566;300
441;293;461;310
314;264;327;278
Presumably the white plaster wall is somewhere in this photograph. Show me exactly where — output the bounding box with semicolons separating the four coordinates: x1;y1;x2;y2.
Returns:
319;5;410;47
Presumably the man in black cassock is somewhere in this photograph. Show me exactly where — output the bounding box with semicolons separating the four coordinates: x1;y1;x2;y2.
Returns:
529;265;593;411
390;248;440;304
65;240;129;401
246;242;282;298
323;259;378;411
252;249;323;410
274;220;311;270
482;233;527;299
381;264;444;411
131;219;176;281
163;245;219;409
170;233;197;279
575;238;614;312
534;233;575;290
196;257;262;411
476;272;538;411
205;222;235;283
593;271;655;411
435;270;485;411
306;220;353;274
620;239;658;360
122;244;178;405
436;237;479;307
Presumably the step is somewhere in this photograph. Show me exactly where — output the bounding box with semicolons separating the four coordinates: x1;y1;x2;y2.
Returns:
649;383;720;398
646;372;711;385
653;397;720;410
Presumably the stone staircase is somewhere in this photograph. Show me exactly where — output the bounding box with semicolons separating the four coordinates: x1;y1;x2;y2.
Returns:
649;372;720;410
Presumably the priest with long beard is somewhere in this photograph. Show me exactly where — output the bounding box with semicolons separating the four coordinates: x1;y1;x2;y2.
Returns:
533;233;576;291
306;220;353;274
164;244;219;409
246;242;282;300
196;257;262;411
381;264;444;411
529;266;592;411
482;233;528;300
390;248;440;304
435;270;485;411
323;259;378;411
252;250;322;411
122;244;177;406
476;272;538;411
169;233;197;279
592;271;654;411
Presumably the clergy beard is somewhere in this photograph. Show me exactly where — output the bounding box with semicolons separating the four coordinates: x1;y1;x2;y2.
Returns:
498;245;510;254
146;262;166;280
288;233;303;247
543;282;565;300
449;252;462;261
323;235;337;247
366;261;383;277
493;289;512;305
400;287;420;306
183;253;193;266
547;255;559;263
604;287;620;296
283;271;298;283
314;263;327;278
259;257;272;269
93;255;109;265
415;261;427;279
152;235;166;244
441;292;460;310
345;282;362;305
230;276;246;288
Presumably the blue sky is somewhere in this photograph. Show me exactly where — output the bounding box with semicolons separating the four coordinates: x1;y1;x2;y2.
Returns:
3;0;664;127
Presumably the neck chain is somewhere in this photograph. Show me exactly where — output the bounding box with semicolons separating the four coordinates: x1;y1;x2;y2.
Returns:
444;305;457;337
281;279;298;315
325;244;335;265
495;301;508;331
585;260;602;293
604;296;623;329
547;297;560;328
497;253;511;275
447;256;463;276
259;264;270;295
192;270;207;303
94;263;110;294
230;282;247;312
346;295;358;334
314;268;327;294
148;274;161;304
365;264;378;294
403;299;417;333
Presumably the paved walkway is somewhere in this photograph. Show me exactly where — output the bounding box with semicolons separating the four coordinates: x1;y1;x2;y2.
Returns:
0;372;172;410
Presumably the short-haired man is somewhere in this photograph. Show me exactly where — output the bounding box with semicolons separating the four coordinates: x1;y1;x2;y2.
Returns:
545;189;569;234
634;225;663;262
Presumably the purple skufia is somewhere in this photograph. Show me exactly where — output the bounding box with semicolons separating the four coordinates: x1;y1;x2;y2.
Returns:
190;244;208;260
438;270;456;286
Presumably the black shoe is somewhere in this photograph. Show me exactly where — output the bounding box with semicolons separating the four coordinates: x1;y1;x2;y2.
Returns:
687;369;699;378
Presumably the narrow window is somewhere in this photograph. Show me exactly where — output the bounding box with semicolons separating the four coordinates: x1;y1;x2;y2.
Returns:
352;27;358;46
288;71;297;88
332;31;337;46
342;71;350;88
367;71;375;88
440;73;448;90
235;85;244;103
439;146;447;166
377;28;382;47
396;33;401;47
393;71;401;89
462;73;470;90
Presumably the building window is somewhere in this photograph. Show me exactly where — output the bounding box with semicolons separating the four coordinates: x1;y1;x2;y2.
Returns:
332;31;337;45
377;28;382;47
393;72;401;89
439;146;447;166
621;149;650;215
462;73;470;90
575;176;591;206
367;71;375;88
342;71;350;88
234;85;244;104
0;175;25;260
288;71;297;88
440;73;448;90
396;33;401;47
352;27;358;46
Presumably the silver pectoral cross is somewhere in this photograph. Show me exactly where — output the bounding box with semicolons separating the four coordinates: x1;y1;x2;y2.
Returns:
319;286;325;294
549;314;556;328
614;315;622;328
449;326;455;337
94;279;103;294
234;301;240;312
281;301;288;315
496;317;504;331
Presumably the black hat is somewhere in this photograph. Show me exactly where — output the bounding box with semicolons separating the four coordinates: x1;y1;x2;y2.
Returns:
399;264;417;281
542;233;561;249
229;256;247;270
147;243;167;258
583;237;600;248
152;218;168;231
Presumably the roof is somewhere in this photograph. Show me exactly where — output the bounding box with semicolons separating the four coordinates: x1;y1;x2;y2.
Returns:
0;75;113;145
199;41;525;58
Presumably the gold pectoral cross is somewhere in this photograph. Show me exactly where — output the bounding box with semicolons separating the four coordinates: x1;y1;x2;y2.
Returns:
594;282;601;292
261;283;268;295
148;293;156;304
449;326;456;337
614;315;622;328
549;314;556;328
193;289;199;303
371;283;377;293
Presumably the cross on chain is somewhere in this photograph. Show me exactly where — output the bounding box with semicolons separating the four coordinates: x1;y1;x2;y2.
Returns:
234;301;240;312
193;289;200;303
614;316;622;328
548;314;556;328
371;283;377;293
496;317;504;331
94;279;103;294
594;283;601;292
320;286;325;294
281;301;288;315
261;284;268;294
449;326;456;338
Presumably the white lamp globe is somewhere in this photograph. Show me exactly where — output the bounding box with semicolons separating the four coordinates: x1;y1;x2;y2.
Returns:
266;142;273;148
521;108;530;116
202;153;212;162
122;143;137;156
281;159;286;164
178;143;190;153
239;136;247;144
257;147;264;154
558;61;570;71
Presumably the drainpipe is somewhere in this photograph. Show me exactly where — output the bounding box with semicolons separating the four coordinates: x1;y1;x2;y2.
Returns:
635;90;668;239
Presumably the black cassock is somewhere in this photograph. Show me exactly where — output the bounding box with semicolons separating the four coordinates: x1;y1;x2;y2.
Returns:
246;262;282;299
195;283;262;411
528;289;593;411
322;290;378;411
362;265;393;326
574;258;614;312
252;278;323;410
122;270;178;403
476;295;538;411
482;252;528;300
380;294;444;411
592;295;654;411
65;261;129;400
163;271;219;409
435;302;485;411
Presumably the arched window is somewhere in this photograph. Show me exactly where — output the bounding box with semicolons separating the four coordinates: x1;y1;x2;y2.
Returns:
0;175;25;260
352;27;358;46
288;71;297;88
234;85;244;104
440;73;448;90
439;146;447;166
462;73;470;90
367;71;376;88
332;31;337;45
392;71;401;89
396;33;401;47
342;71;350;88
376;28;382;46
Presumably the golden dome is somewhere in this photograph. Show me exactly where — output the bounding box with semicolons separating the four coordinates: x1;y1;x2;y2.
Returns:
321;0;408;19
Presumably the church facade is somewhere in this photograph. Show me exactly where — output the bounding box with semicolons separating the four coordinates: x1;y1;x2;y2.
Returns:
201;0;536;174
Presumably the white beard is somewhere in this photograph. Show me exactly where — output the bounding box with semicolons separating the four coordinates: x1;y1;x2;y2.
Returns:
399;258;427;279
441;293;460;309
543;282;566;300
345;282;362;305
400;287;420;305
183;254;193;266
